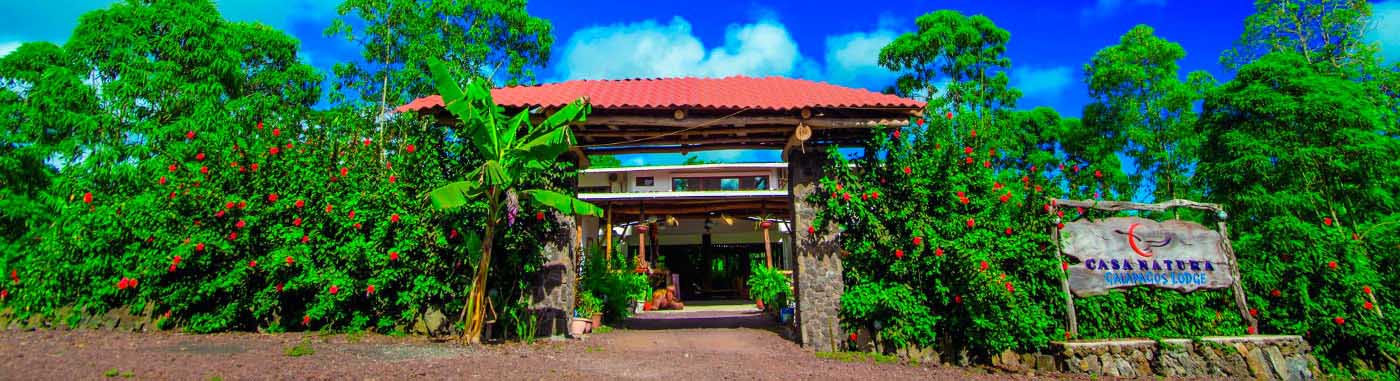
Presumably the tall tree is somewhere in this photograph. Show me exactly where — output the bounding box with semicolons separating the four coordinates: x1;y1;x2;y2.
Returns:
879;10;1019;120
1222;0;1378;73
1197;51;1399;374
1081;25;1213;202
326;0;554;111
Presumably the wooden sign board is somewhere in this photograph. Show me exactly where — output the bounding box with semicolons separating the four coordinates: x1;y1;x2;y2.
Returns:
1060;217;1236;297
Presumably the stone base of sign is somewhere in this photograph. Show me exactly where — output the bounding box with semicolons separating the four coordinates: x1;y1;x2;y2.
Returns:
1047;335;1318;380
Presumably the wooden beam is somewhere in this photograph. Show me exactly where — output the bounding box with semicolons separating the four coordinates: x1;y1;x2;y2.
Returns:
583;137;787;148
583;143;787;154
611;202;789;216
1052;198;1224;213
581;115;912;129
579;126;794;138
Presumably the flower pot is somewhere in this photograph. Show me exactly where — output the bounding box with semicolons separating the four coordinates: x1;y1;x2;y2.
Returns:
569;317;591;338
591;313;603;329
755;299;765;310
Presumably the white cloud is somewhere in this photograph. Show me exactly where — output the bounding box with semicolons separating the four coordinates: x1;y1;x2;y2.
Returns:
1373;0;1400;63
1012;66;1074;99
0;41;20;57
1081;0;1168;22
822;28;899;90
559;17;802;80
559;15;907;91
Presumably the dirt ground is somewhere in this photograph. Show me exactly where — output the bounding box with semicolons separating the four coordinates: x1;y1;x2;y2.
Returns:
0;325;1081;380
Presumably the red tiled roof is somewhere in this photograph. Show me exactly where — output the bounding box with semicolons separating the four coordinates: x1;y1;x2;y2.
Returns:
396;76;924;113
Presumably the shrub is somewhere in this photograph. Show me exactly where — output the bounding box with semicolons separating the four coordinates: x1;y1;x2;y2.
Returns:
746;264;792;308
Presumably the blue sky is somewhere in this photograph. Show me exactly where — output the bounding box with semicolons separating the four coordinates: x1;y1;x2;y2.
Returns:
3;0;1399;166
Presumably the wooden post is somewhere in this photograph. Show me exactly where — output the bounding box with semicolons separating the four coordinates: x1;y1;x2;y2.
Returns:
762;201;773;268
605;203;613;266
1217;219;1258;333
637;224;648;272
1050;203;1079;339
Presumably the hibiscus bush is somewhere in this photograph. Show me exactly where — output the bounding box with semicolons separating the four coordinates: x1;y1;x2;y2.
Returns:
815;112;1257;359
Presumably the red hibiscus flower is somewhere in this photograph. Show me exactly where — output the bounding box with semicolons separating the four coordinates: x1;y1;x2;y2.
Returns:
169;164;178;172
970;129;977;137
1057;223;1065;230
391;214;401;223
301;235;309;244
842;193;851;201
945;112;953;119
1363;286;1372;294
1035;185;1042;192
406;144;417;153
1072;165;1080;173
999;193;1010;203
1062;262;1069;271
979;261;988;271
964;146;973;155
325;204;333;213
1328;261;1338;269
195;152;206;161
247;260;256;268
295;199;305;208
1323;217;1332;226
276;283;284;292
913;237;922;246
228;231;238;240
340;167;349;176
348;210;356;219
1364;301;1374;310
186;131;196;140
935;247;944;256
257;121;264;130
329;285;339;295
388;175;397;183
363;138;371;146
196;242;205;252
173;255;181;265
272;127;281;137
954;295;961;304
268;194;278;203
1005;228;1013;236
1271;289;1281;297
200;166;209;175
993;182;1003;190
269;146;279;155
903;166;912;175
966;218;975;228
1005;282;1015;293
250;163;259;171
849;333;857;341
535;211;544;221
390;251;399;261
159;176;167;185
983;160;991;168
367;285;376;294
808;226;816;235
303;315;310;325
285;256;294;265
354;223;362;229
83;192;93;204
1249;308;1258;317
964;157;974;164
894;249;904;259
117;278;129;290
1334;317;1345;325
293;217;302;226
892;129;900;139
236;220;247;229
1066;331;1073;340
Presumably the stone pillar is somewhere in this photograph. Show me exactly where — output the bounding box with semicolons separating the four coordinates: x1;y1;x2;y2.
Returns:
532;211;577;338
787;148;844;352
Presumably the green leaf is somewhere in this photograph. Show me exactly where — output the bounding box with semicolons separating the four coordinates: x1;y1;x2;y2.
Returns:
521;189;603;217
427;181;482;210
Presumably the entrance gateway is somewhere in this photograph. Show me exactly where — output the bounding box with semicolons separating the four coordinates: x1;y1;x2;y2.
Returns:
399;76;924;350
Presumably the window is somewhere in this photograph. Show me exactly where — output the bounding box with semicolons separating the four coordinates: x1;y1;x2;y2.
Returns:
672;176;770;191
635;176;654;187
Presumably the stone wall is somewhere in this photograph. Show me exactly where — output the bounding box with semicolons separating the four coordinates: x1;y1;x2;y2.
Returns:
1046;335;1318;380
530;210;577;338
788;149;845;352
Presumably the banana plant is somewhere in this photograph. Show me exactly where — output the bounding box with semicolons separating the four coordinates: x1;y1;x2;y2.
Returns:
423;58;603;344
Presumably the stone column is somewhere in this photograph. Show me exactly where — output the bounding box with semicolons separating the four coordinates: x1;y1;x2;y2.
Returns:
787;148;844;352
532;211;577;338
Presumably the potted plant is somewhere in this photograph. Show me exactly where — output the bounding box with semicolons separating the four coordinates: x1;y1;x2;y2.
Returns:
569;314;591;338
746;263;792;315
578;290;604;331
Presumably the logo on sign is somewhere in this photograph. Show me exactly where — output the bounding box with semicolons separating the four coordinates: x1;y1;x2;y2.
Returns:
1114;223;1174;258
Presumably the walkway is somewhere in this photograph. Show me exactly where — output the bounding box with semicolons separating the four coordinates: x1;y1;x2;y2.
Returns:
0;328;1068;380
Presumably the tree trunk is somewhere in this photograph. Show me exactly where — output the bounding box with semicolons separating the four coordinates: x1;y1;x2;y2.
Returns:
460;219;496;344
763;226;773;268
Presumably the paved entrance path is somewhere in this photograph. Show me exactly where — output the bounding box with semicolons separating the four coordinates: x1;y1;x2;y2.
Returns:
0;326;1072;380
